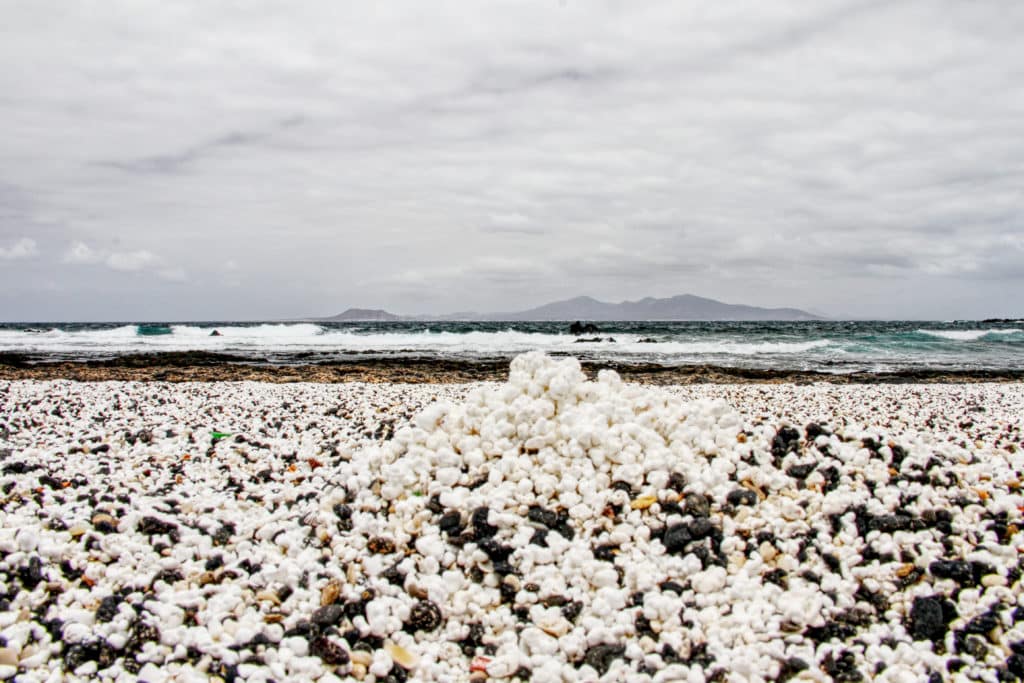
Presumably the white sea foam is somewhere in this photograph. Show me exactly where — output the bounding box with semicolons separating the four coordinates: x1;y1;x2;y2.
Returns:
917;328;1022;341
0;325;833;357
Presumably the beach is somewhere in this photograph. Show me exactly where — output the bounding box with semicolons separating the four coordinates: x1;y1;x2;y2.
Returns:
1;354;1023;682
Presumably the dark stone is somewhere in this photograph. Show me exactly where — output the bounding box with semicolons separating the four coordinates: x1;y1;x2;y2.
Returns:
152;568;184;585
821;650;863;682
580;644;626;675
63;641;101;670
312;604;344;628
310;636;350;665
382;563;406;587
726;489;758;507
138;516;178;537
805;423;828;440
471;507;498;538
964;614;1000;635
909;596;956;642
406;600;443;632
771;426;802;460
667;472;687;491
777;657;809;682
659;581;685;595
561;601;583;622
527;505;558;529
426;494;444;514
569;321;600;335
930;559;995;587
1007;654;1024;677
19;555;43;590
593;544;618;562
635;613;657;638
683;493;711;518
868;514;915;533
457;623;485;656
663;524;692;553
96;595;121;623
212;523;235;545
126;621;161;653
763;568;788;588
688;518;716;539
786;463;816;479
804;622;857;643
438;511;463;536
963;635;989;659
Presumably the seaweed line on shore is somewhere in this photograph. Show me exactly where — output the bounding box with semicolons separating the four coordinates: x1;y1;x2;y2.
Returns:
1;352;1023;384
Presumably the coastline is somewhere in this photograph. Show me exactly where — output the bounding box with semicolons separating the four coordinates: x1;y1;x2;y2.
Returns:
2;351;1023;384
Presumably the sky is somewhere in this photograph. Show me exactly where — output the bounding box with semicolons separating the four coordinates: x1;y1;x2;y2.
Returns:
1;1;1023;321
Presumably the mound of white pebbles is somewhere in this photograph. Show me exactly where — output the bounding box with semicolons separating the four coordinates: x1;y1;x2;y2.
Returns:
1;352;1023;682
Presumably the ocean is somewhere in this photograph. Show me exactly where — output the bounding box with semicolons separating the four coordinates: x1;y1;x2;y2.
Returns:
1;320;1022;373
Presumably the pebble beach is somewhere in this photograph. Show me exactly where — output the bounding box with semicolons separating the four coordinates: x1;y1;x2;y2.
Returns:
1;353;1023;682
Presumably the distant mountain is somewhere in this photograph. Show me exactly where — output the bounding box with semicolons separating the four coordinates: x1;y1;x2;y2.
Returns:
321;308;402;322
317;295;821;322
487;294;821;321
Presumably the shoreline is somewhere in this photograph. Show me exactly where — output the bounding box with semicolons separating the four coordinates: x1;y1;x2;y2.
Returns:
2;351;1023;384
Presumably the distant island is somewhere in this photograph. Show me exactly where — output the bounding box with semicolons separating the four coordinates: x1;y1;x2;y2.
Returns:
319;294;822;322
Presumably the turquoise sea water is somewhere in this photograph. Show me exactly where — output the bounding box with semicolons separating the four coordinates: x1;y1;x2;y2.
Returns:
1;320;1022;373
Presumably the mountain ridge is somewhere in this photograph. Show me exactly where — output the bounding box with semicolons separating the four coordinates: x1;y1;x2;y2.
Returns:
320;294;822;321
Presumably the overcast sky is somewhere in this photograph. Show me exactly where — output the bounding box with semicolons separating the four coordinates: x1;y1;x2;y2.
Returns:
1;1;1022;321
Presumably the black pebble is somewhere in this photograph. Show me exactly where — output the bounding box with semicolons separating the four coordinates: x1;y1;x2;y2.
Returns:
96;595;121;623
310;636;350;665
312;604;344;628
683;493;711;518
527;505;558;529
778;657;809;682
786;463;816;479
19;556;43;590
471;507;498;538
438;511;463;536
663;524;692;553
909;595;956;642
580;644;626;676
726;489;757;507
406;600;443;632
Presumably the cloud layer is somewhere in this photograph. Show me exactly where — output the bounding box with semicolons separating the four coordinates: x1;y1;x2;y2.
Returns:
1;1;1022;320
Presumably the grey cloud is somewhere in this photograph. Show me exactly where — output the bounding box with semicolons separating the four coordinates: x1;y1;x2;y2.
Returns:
1;0;1022;320
96;116;305;175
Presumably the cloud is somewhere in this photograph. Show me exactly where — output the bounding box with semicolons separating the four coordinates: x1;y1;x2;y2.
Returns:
0;237;37;260
62;241;103;264
157;267;188;282
1;1;1023;319
106;250;156;272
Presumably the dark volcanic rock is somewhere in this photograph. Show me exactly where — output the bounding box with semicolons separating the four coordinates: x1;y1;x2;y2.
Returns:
662;524;692;554
726;489;758;507
580;643;626;675
405;600;443;632
909;596;956;642
312;604;344;628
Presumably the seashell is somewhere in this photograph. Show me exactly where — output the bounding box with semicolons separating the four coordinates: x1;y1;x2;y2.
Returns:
321;579;343;606
256;590;282;606
631;495;657;510
385;641;418;669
